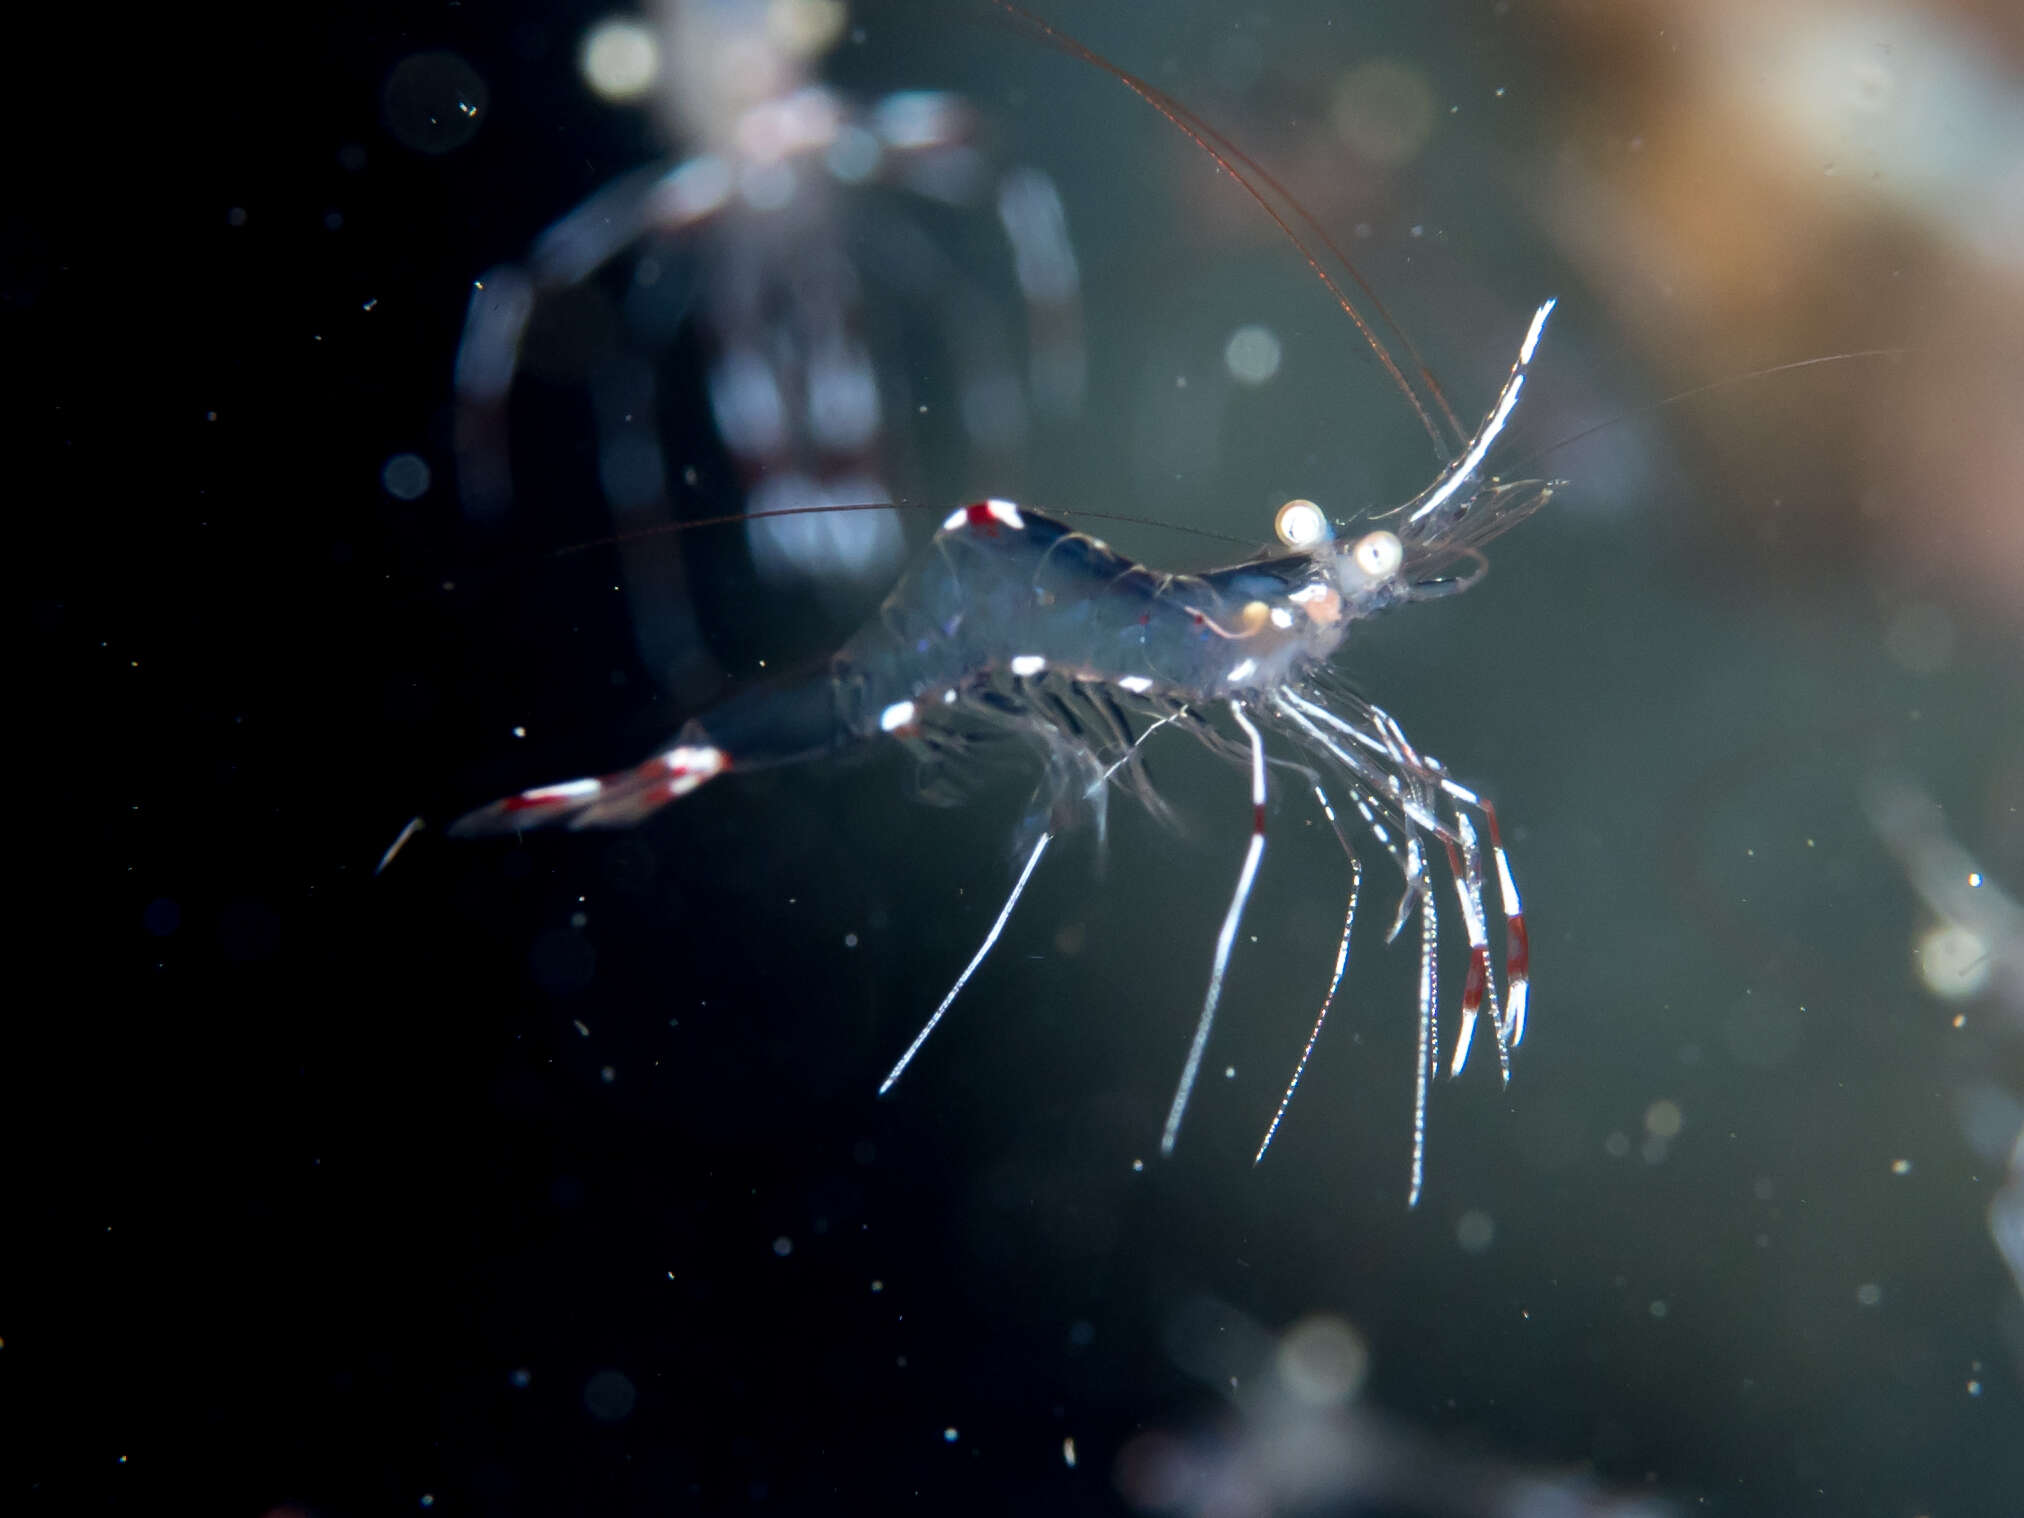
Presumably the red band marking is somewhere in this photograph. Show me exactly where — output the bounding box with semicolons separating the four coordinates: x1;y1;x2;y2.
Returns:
1505;916;1530;980
1461;945;1488;1013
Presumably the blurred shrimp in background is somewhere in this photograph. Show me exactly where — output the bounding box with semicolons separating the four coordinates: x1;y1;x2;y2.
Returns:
453;0;1083;700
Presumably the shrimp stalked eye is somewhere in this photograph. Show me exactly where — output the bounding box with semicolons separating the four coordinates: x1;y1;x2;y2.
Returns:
1350;529;1404;581
1275;498;1333;550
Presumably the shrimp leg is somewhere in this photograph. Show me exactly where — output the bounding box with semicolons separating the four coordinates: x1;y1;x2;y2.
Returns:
1160;700;1270;1156
878;828;1054;1095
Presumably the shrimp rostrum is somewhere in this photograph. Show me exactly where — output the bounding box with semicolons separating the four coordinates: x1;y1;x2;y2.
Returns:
452;299;1560;1206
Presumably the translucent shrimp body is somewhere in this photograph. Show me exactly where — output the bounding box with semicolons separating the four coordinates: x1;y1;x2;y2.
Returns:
452;301;1559;1205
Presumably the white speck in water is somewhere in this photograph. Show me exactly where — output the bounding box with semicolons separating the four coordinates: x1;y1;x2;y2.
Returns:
1456;1210;1495;1253
1223;323;1282;386
1916;920;1990;999
772;1236;793;1257
942;1427;958;1443
1856;1282;1883;1307
380;455;429;501
580;18;659;102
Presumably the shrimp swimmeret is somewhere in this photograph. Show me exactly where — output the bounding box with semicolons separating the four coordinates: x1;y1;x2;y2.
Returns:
451;289;1558;1208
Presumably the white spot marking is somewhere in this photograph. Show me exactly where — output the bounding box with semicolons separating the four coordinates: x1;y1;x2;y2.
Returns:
1118;676;1154;694
1495;849;1522;912
1269;607;1294;629
1009;654;1046;678
1519;295;1556;365
942;507;968;532
984;498;1026;529
879;700;917;733
523;779;601;802
1227;658;1258;684
661;745;727;798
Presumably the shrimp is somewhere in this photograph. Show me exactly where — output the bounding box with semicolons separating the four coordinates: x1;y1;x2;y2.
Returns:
453;0;1083;692
448;6;1560;1206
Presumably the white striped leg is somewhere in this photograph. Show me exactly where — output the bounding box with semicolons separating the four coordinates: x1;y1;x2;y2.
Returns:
1442;813;1507;1084
1479;796;1530;1049
1160;701;1268;1157
1269;692;1424;940
1254;782;1360;1165
1434;775;1528;1058
878;829;1054;1096
1363;700;1529;1069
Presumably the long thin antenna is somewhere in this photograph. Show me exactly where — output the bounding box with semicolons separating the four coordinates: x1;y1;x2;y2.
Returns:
986;0;1459;455
1511;348;1909;475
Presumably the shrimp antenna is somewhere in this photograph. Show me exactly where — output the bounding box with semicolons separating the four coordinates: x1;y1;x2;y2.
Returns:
1507;347;1911;475
983;0;1464;456
548;498;1255;563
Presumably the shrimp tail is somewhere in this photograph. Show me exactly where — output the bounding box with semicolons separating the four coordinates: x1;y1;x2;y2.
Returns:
449;668;854;836
447;741;730;835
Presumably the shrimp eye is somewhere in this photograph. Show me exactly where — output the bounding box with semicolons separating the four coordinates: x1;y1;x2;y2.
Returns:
1274;498;1332;550
1350;530;1403;580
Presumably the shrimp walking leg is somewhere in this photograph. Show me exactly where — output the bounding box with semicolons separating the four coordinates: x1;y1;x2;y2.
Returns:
1160;701;1270;1157
877;829;1054;1096
1254;784;1361;1165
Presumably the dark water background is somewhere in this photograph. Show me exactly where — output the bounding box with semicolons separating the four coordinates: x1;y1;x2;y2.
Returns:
15;0;2023;1513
